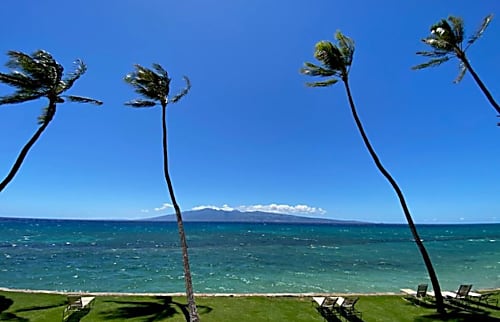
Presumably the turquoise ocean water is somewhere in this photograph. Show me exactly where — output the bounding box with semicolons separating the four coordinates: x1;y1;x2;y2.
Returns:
0;218;499;294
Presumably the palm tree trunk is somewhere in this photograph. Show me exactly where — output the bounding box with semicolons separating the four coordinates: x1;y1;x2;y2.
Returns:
458;51;500;115
0;101;56;192
342;79;446;314
161;102;200;322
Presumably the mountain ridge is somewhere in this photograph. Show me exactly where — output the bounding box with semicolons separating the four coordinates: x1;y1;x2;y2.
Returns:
144;208;367;224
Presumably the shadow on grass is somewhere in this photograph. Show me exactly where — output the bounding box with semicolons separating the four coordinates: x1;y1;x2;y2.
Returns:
0;295;28;322
14;300;66;313
317;307;364;322
414;311;500;322
317;307;342;322
65;307;92;322
403;297;436;309
100;296;212;322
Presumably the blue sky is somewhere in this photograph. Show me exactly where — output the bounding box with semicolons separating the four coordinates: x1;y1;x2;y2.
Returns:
0;1;499;224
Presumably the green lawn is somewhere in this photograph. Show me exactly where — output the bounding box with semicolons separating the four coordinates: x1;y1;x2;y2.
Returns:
1;290;499;321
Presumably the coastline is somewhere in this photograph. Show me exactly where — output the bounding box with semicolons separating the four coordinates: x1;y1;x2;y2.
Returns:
2;286;499;297
0;286;397;297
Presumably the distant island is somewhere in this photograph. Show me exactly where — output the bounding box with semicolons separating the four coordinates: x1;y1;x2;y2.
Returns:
144;208;367;224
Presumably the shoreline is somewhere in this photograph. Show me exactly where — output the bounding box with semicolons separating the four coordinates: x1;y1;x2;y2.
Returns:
1;286;499;298
0;286;396;297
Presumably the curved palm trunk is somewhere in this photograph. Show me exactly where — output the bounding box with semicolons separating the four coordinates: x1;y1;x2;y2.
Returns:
161;103;200;322
0;101;56;192
457;51;500;116
342;79;445;314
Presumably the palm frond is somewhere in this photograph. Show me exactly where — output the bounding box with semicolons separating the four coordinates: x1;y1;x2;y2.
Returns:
335;31;355;67
448;16;464;45
314;41;343;72
453;61;467;84
421;19;457;52
301;32;355;86
421;37;453;51
305;79;339;87
411;56;451;70
61;59;87;92
124;64;170;100
415;50;450;58
37;105;56;124
0;91;45;105
170;76;191;103
124;76;158;100
7;50;62;88
466;14;493;50
124;99;157;107
152;63;168;79
0;71;41;90
63;95;103;105
300;62;336;77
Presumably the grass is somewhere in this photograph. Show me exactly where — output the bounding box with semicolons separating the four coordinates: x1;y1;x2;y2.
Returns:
0;290;499;321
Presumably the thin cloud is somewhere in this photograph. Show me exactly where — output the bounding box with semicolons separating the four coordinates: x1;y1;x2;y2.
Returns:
192;204;235;211
154;203;174;212
192;203;326;215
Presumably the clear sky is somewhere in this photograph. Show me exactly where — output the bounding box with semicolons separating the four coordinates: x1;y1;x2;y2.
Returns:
0;1;499;224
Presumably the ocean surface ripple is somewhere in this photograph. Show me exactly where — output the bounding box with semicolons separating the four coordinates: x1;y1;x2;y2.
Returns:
1;219;499;293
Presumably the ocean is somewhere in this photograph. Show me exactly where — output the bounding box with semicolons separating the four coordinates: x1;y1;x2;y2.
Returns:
0;218;498;294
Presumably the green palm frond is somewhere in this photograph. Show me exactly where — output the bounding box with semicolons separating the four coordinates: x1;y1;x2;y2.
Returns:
61;59;87;92
300;62;337;77
124;63;190;106
419;17;461;53
7;50;62;89
170;76;191;103
0;49;101;119
412;56;450;70
152;63;168;79
466;14;493;50
453;62;467;84
64;95;103;105
414;16;465;70
0;71;40;90
314;41;344;73
37;105;56;124
124;99;157;107
447;16;464;45
415;50;449;58
414;14;493;83
124;64;170;100
0;92;45;105
0;50;63;104
301;31;354;87
305;79;339;87
335;31;355;68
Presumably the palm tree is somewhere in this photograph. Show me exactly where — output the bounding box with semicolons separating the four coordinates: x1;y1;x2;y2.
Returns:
0;50;102;192
301;31;446;314
124;64;199;322
413;14;499;121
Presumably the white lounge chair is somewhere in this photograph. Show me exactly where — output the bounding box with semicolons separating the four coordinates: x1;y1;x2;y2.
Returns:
313;296;338;311
336;296;362;319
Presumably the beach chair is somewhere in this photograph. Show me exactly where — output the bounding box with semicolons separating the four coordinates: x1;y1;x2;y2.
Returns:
442;284;472;302
62;295;95;321
336;296;362;319
456;288;498;306
472;292;499;307
313;296;338;311
401;284;428;298
313;296;338;321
